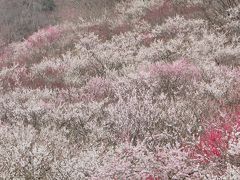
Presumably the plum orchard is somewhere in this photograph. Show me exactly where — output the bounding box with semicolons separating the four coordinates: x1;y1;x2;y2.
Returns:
0;0;240;179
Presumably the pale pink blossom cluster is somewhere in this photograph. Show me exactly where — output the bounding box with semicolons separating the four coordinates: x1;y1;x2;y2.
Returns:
26;26;62;48
0;25;63;69
139;58;201;80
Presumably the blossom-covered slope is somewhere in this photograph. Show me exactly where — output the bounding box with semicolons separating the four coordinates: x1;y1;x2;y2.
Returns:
0;0;240;179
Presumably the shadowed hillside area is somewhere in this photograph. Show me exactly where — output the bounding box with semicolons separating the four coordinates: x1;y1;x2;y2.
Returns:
0;0;240;179
0;0;120;45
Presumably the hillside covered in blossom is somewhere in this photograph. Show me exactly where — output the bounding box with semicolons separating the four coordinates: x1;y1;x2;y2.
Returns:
0;0;240;179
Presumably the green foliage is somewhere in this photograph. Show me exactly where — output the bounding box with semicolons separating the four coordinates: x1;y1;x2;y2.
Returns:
41;0;56;11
